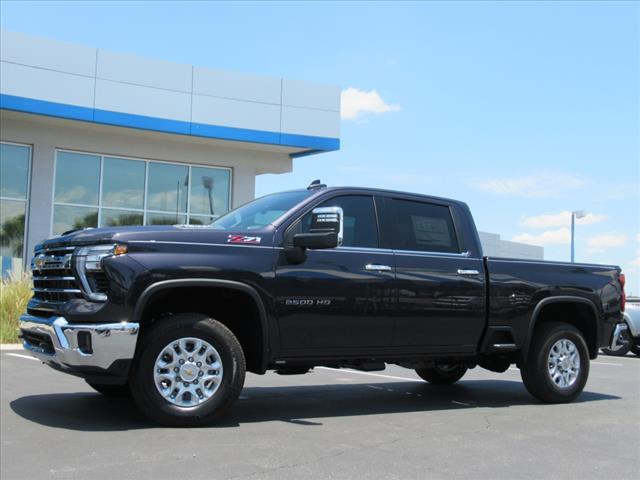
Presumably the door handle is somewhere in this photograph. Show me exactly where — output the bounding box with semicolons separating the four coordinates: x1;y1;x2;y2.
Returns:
365;264;392;272
457;269;480;275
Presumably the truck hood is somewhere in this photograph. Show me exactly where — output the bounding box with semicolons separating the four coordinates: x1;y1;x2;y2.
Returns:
36;225;275;250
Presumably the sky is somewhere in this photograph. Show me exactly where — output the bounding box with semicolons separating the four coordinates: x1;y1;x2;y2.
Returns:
1;1;639;293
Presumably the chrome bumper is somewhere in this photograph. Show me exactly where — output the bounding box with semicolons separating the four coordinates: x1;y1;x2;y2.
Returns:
19;314;139;370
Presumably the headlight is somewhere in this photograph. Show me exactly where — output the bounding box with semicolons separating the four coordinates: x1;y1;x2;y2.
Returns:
75;244;127;301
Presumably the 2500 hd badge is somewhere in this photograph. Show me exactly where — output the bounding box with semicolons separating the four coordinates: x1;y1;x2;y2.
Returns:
19;181;627;427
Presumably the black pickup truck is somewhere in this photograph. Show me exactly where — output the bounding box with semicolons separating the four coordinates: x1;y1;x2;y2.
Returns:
20;181;626;426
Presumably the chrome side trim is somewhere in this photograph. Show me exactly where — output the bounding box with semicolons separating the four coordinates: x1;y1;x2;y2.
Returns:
394;249;471;258
20;314;139;370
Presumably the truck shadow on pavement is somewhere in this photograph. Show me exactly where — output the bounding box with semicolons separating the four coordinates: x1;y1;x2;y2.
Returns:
10;379;620;431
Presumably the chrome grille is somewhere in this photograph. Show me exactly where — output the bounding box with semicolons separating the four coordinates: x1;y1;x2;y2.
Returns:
31;247;82;304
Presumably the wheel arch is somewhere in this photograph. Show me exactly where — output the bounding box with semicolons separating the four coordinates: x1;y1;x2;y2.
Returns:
134;279;270;373
524;296;600;360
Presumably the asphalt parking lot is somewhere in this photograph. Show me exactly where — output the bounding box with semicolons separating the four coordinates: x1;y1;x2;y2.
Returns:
1;349;638;480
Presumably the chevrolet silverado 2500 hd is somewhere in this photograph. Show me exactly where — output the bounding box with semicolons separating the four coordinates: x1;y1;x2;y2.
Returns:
19;182;627;426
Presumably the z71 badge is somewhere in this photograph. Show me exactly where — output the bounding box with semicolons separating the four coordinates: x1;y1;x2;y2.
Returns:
227;235;261;244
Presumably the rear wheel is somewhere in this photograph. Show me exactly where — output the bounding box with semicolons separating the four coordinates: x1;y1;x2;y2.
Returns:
86;381;130;397
129;313;246;427
601;325;631;356
521;322;589;403
415;365;467;384
631;341;640;357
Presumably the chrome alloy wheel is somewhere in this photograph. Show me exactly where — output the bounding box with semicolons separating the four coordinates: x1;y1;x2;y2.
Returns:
547;339;580;389
154;337;223;407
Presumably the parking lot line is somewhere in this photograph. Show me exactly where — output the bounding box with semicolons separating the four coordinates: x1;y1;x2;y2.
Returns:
4;353;39;361
316;366;423;382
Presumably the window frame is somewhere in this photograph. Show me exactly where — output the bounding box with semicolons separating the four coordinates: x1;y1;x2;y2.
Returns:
51;148;233;234
284;193;382;250
0;140;32;267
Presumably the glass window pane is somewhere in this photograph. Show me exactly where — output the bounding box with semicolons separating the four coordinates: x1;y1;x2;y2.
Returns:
302;195;378;248
389;199;459;253
0;199;26;261
147;163;188;213
146;212;186;225
0;143;30;199
189;167;230;216
102;157;145;209
100;209;143;227
55;151;100;205
188;214;215;225
53;205;98;235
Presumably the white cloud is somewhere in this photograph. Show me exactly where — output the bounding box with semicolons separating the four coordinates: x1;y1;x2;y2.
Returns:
512;228;571;246
474;173;586;198
520;211;606;228
341;87;400;121
586;233;628;249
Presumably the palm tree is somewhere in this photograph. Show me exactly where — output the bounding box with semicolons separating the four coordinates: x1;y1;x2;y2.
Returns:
0;213;25;257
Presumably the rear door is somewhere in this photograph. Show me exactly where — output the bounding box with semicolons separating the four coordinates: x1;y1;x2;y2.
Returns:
275;194;397;353
379;196;486;352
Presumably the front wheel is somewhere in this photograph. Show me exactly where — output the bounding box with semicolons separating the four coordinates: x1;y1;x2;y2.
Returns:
521;322;589;403
129;313;246;427
631;341;640;357
415;365;467;384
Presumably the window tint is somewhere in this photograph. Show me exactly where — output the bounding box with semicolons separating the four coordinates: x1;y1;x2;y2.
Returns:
302;195;378;248
389;199;459;253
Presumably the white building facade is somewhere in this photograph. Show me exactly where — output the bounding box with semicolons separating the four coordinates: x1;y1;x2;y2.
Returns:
0;31;340;275
478;231;544;260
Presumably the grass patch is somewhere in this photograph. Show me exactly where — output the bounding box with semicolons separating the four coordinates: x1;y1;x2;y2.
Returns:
0;272;31;343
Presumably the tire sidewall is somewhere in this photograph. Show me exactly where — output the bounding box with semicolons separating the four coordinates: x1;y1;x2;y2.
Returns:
535;326;589;400
131;316;244;426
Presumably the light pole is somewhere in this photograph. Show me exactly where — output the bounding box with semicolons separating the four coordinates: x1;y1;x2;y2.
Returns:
570;210;586;263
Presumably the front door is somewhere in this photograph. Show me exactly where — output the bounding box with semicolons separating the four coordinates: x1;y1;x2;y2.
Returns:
275;194;396;353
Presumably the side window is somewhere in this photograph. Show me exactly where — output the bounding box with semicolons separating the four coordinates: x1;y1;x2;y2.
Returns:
389;199;459;253
301;195;379;248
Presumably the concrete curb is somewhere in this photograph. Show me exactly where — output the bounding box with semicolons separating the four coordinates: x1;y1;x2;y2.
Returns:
0;344;23;351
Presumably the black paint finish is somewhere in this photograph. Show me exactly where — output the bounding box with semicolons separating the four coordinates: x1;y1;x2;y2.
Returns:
28;186;625;375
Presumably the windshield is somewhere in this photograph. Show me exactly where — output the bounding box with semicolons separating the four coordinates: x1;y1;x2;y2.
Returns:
211;190;313;230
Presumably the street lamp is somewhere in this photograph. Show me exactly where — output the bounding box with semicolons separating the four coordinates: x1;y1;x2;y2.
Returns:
571;210;586;263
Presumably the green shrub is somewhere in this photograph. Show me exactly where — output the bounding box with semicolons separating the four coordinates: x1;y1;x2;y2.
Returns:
0;272;32;344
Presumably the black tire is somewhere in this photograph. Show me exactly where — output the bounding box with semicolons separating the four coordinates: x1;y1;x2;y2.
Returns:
521;322;589;403
631;341;640;357
129;313;246;427
86;381;130;397
415;365;467;384
601;325;631;356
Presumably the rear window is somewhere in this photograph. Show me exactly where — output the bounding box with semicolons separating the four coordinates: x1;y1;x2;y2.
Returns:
388;199;459;253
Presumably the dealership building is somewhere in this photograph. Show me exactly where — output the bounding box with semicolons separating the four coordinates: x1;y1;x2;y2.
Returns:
0;30;542;275
0;30;340;273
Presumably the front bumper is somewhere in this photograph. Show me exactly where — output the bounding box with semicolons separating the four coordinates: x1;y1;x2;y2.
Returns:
19;314;139;374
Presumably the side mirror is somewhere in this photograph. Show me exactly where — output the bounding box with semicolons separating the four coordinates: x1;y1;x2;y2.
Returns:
293;206;343;250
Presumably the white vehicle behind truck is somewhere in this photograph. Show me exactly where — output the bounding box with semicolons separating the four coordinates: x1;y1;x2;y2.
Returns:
602;297;640;356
